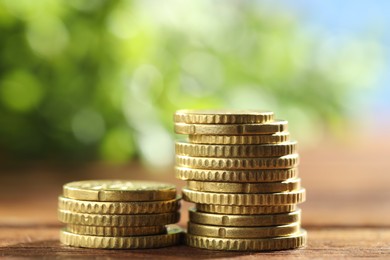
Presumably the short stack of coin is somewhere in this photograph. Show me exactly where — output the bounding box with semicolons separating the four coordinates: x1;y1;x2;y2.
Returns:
174;110;306;251
58;180;183;249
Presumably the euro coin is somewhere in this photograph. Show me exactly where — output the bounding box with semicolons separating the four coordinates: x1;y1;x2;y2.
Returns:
58;210;180;226
182;187;306;206
196;204;297;215
189;208;301;226
175;141;297;158
60;226;184;249
174;120;288;135
66;224;166;236
188;132;290;144
174;110;274;124
176;154;299;170
63;180;176;202
186;229;307;251
187;222;300;238
175;167;298;182
58;196;181;214
187;178;301;193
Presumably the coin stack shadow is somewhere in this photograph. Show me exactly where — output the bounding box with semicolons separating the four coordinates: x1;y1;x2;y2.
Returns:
57;180;183;249
174;110;307;251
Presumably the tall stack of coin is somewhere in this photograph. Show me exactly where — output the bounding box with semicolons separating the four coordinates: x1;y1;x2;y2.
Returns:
58;180;183;249
174;110;306;251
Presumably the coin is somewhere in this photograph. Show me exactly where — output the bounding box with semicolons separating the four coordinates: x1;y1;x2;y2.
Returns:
60;226;184;249
66;224;166;236
182;188;306;206
175;141;297;158
189;208;301;226
174;120;288;135
187;178;301;193
186;229;307;251
58;210;180;226
175;167;298;182
188;132;290;144
196;204;297;215
176;154;299;170
63;180;176;202
188;222;299;239
174;110;274;124
58;196;181;214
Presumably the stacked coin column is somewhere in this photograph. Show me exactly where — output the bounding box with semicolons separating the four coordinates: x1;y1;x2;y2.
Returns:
58;180;183;249
174;110;307;251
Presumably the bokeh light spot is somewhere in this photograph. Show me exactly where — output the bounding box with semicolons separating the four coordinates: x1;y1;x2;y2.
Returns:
72;109;106;144
0;70;44;112
26;17;69;58
100;127;135;163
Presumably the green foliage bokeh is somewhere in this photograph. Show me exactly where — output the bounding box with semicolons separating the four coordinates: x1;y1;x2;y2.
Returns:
0;0;383;165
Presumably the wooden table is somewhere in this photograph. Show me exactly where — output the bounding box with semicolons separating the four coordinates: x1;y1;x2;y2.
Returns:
1;133;390;258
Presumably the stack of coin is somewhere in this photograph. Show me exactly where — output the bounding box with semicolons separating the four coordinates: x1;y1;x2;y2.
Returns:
58;180;183;249
174;110;306;251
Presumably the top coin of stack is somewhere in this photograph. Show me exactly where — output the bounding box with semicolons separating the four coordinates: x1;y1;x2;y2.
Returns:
58;180;183;249
174;110;306;251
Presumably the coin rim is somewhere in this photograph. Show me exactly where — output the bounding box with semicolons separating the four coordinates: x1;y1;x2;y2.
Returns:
186;178;301;193
63;180;177;202
60;226;184;249
174;110;274;124
189;208;301;226
175;141;297;158
187;221;300;238
185;229;307;251
182;187;306;205
58;195;181;214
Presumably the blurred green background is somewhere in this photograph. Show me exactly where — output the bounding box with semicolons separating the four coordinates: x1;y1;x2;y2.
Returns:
0;0;384;166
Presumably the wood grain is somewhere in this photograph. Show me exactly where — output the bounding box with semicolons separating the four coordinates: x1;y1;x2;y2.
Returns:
0;130;390;258
0;226;389;258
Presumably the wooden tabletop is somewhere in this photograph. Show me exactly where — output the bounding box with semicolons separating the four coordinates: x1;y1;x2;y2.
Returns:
1;131;390;258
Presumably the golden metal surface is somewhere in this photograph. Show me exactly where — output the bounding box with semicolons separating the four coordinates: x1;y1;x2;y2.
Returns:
58;196;181;214
58;210;180;226
63;180;176;202
189;208;301;226
182;188;306;206
60;226;184;249
175;167;298;182
66;224;166;237
187;178;301;193
176;154;299;170
174;110;274;124
188;132;290;144
187;222;300;238
185;229;307;251
196;204;297;215
175;141;297;158
174;120;288;135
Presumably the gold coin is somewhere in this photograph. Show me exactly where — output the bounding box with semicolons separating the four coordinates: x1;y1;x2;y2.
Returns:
182;188;306;206
186;229;307;251
188;132;290;144
63;180;176;202
60;226;184;249
188;222;300;239
58;196;181;214
176;154;299;170
187;178;301;193
66;224;166;236
175;167;298;182
58;210;180;226
174;120;288;135
196;204;297;215
175;141;297;158
174;110;274;124
189;208;301;226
